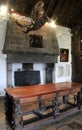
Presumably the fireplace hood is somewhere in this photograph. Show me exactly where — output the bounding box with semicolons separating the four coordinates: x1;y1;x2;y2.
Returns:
3;18;59;63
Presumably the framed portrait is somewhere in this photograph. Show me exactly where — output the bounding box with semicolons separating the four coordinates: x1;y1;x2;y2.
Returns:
60;48;69;62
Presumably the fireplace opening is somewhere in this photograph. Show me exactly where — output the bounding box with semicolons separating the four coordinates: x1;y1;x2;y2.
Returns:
14;70;40;86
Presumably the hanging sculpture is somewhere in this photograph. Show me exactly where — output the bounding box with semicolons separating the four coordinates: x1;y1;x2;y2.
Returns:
15;1;50;33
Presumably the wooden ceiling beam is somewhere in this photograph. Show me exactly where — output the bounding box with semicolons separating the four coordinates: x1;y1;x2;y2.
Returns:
63;0;81;19
61;0;73;17
44;0;50;11
71;1;82;20
46;0;54;13
52;0;67;19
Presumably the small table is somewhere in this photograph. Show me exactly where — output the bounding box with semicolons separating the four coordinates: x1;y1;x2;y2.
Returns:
4;82;82;130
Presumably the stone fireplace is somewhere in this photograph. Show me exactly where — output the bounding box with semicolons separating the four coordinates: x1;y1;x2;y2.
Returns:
3;18;59;87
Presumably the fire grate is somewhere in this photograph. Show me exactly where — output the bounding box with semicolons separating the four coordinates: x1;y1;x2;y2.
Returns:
68;121;82;129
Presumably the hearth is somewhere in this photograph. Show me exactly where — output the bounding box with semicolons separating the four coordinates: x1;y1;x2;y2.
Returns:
14;70;40;86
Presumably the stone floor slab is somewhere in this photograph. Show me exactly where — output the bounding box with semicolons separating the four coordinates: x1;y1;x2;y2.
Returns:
58;125;73;130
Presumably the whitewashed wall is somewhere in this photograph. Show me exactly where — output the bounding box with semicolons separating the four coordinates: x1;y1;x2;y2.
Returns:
53;25;72;83
0;16;7;96
33;63;46;84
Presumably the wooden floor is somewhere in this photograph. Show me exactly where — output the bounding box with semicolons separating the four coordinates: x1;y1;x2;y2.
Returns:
0;98;82;130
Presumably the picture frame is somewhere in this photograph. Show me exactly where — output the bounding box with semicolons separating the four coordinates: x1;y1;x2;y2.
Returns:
29;34;43;48
60;48;69;62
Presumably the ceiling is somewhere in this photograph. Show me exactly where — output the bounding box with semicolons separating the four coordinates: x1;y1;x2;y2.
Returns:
1;0;82;29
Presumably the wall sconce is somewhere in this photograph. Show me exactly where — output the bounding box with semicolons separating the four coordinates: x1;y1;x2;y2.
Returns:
50;20;56;28
0;5;7;15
